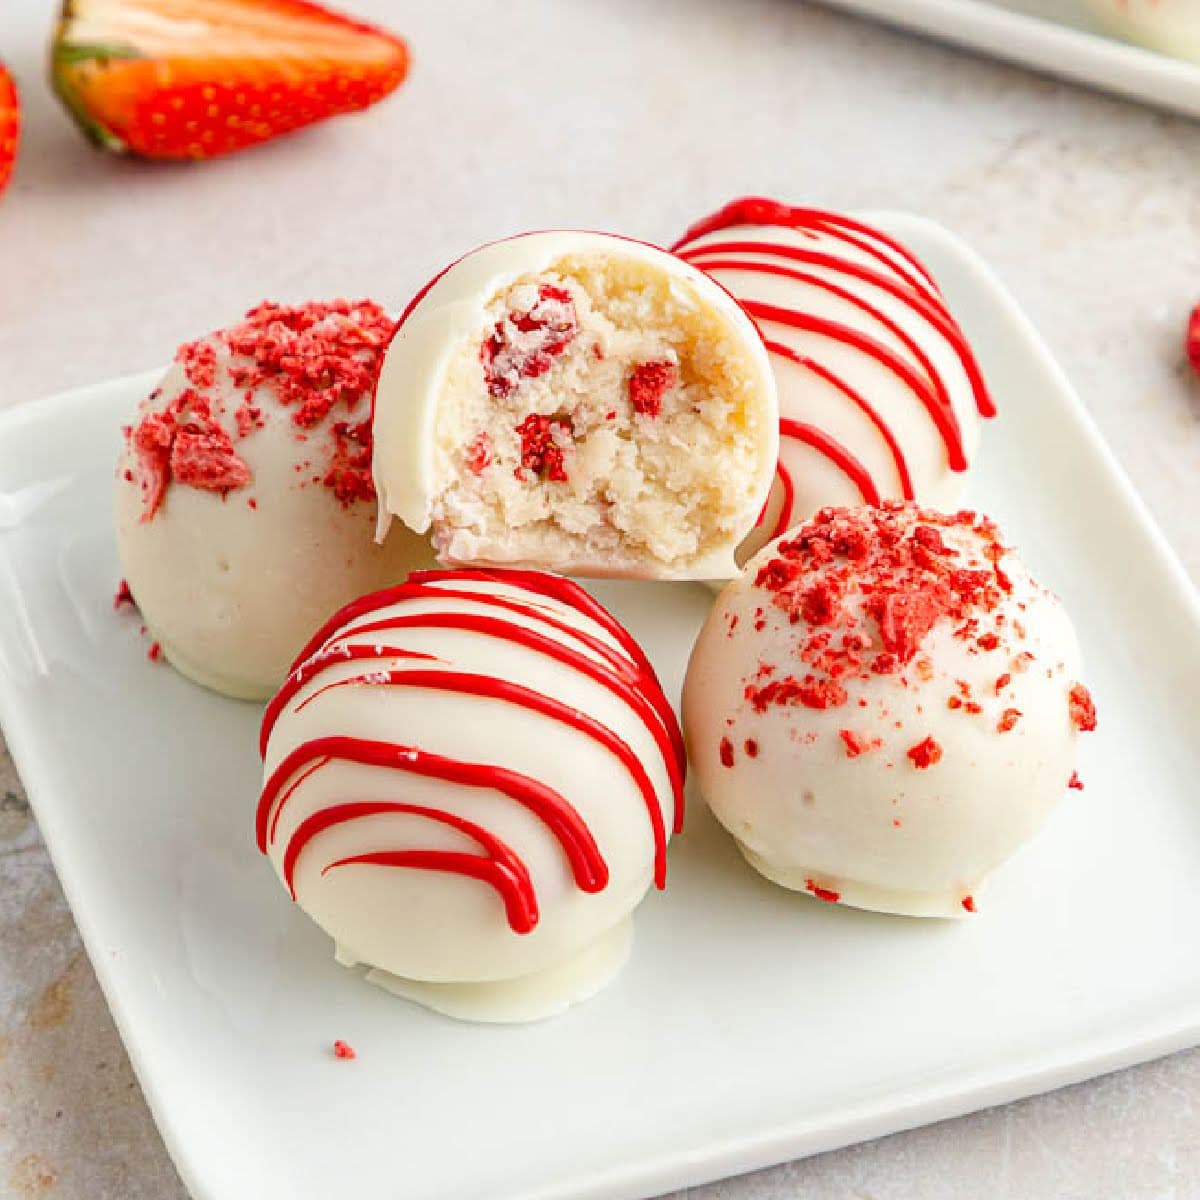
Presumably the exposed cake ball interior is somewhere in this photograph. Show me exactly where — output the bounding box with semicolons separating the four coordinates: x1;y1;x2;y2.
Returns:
683;503;1095;918
374;237;777;580
115;299;435;700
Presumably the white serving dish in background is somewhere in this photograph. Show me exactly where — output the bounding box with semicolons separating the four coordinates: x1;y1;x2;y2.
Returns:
817;0;1200;119
0;214;1197;1200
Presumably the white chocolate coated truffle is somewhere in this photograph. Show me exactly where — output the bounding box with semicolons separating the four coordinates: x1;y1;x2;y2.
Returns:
1086;0;1200;62
256;568;685;1022
673;198;995;565
115;300;434;700
683;504;1095;918
372;231;778;581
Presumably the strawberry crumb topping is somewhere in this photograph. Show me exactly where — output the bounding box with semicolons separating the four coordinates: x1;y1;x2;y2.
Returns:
113;579;136;612
744;738;759;758
176;339;217;389
1187;303;1200;376
907;736;943;769
515;413;572;482
1068;771;1084;791
147;642;163;663
482;284;578;398
332;1040;356;1061
1069;683;1097;732
746;505;1013;717
128;300;392;519
839;729;873;757
719;737;735;768
961;895;976;913
805;879;841;904
325;421;375;505
131;389;251;520
628;360;679;418
996;707;1022;733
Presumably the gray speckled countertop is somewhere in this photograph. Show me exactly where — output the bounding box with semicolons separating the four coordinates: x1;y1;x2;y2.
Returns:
1;1;1198;1196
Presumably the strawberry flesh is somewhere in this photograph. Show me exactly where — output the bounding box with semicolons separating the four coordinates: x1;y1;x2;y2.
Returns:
0;63;18;198
52;0;409;160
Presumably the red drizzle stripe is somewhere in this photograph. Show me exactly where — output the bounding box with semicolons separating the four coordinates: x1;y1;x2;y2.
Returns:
282;800;537;932
324;850;537;930
258;736;608;893
764;338;914;502
741;301;968;472
279;569;685;796
685;256;965;449
679;239;992;419
671;196;942;301
290;669;669;889
767;460;796;543
264;610;684;834
413;568;660;680
779;419;880;509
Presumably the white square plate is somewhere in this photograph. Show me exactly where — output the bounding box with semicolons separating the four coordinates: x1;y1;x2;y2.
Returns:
816;0;1200;120
1;215;1198;1200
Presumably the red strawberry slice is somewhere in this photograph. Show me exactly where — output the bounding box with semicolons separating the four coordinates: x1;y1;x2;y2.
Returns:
0;63;18;199
51;0;409;161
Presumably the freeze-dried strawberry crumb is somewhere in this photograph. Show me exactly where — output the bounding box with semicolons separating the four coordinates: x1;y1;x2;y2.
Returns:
1069;683;1097;732
961;895;976;913
482;284;578;398
224;299;393;430
719;737;735;767
176;339;217;389
628;360;678;418
324;421;375;506
839;729;872;757
171;430;252;493
997;707;1022;733
113;580;136;612
332;1040;356;1060
1068;771;1084;791
907;736;942;769
805;879;840;904
147;641;163;662
746;504;1011;716
744;739;759;758
235;402;263;438
130;301;391;519
515;413;571;482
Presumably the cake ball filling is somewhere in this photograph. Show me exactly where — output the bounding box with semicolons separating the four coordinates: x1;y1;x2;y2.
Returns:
426;254;770;574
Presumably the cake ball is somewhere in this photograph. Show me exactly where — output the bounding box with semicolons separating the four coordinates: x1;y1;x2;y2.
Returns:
256;567;685;1022
371;231;778;580
1085;0;1200;62
115;299;435;700
672;197;996;563
682;504;1095;918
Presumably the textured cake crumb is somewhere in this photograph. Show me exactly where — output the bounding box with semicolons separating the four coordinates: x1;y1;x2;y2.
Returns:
427;255;767;572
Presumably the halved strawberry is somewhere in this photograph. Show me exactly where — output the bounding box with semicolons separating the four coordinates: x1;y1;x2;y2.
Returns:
0;63;18;198
51;0;409;160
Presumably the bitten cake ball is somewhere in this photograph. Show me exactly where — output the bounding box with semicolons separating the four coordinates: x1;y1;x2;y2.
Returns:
683;504;1095;918
256;568;685;1022
115;300;435;700
372;231;778;580
673;198;995;563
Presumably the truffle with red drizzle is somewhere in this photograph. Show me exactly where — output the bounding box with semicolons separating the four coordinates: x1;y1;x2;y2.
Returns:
672;197;995;564
258;568;684;1023
114;300;435;700
683;503;1093;918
